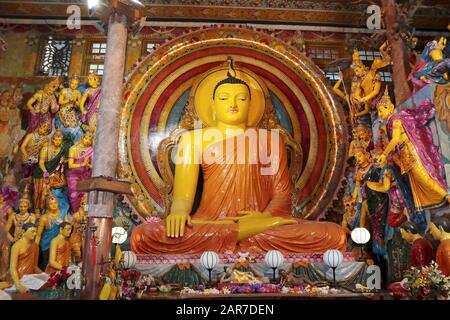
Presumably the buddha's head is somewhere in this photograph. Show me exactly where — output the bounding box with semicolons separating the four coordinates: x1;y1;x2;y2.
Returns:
87;73;100;88
46;195;59;211
59;221;72;238
18;198;31;214
376;87;395;120
81;131;94;147
211;62;251;126
51;129;64;147
69;75;79;90
37;121;51;136
22;223;37;241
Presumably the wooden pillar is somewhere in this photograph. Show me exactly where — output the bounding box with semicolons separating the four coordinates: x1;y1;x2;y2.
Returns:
81;11;129;300
381;0;412;104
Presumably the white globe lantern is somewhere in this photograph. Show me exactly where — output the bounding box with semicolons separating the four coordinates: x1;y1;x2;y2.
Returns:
351;228;371;245
200;251;219;283
323;249;343;287
112;226;127;244
265;250;284;282
121;251;137;269
323;249;344;268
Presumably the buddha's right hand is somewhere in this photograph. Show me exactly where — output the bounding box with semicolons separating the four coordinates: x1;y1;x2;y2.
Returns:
166;211;192;238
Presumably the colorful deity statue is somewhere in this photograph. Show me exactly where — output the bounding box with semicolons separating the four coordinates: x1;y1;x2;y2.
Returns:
70;194;88;263
25;77;60;133
19;120;51;178
341;194;357;237
67;131;93;213
375;88;449;211
56;75;83;143
5;198;36;241
429;222;450;276
33;129;70;216
35;195;69;270
411;37;450;90
8;223;41;293
348;125;373;158
352;145;389;255
46;222;72;274
131;60;346;255
80;73;101;133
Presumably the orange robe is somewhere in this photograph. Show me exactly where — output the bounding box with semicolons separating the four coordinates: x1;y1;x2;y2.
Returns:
16;243;39;279
436;239;450;276
46;239;71;274
131;129;346;254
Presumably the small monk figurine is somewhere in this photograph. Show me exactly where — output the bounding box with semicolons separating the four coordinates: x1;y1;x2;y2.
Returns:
5;198;36;241
36;195;69;270
70;194;88;263
9;223;41;293
57;75;83;142
46;222;72;274
429;222;450;276
131;60;346;254
375;88;450;210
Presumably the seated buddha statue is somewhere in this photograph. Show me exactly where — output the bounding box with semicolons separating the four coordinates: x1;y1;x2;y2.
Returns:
131;61;346;255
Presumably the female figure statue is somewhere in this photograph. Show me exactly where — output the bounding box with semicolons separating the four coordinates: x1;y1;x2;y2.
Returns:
80;73;101;133
33;129;70;216
35;195;69;270
376;88;449;211
25;77;59;133
19;120;51;178
56;75;83;143
5;198;35;241
67;131;93;213
131;61;346;254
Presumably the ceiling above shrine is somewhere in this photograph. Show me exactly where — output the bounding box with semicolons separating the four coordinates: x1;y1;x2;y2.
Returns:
0;0;449;31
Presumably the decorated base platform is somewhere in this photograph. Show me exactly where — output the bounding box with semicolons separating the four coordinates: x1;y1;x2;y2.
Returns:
135;252;370;288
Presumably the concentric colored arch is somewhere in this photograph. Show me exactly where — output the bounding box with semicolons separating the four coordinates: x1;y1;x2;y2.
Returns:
119;28;348;220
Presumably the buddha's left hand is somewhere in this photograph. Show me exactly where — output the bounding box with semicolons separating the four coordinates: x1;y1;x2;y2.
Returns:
222;211;272;222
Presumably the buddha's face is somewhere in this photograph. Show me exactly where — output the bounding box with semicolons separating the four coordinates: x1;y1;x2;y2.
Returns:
23;227;37;241
47;197;59;211
61;224;72;238
81;134;93;146
52;135;63;147
69;79;79;90
18;200;30;214
88;75;100;88
212;83;250;126
377;102;394;120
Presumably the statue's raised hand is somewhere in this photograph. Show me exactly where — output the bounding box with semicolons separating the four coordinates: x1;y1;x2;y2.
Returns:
166;211;192;238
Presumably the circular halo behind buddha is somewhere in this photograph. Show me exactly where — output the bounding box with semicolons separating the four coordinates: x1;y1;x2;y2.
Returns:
118;26;348;221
